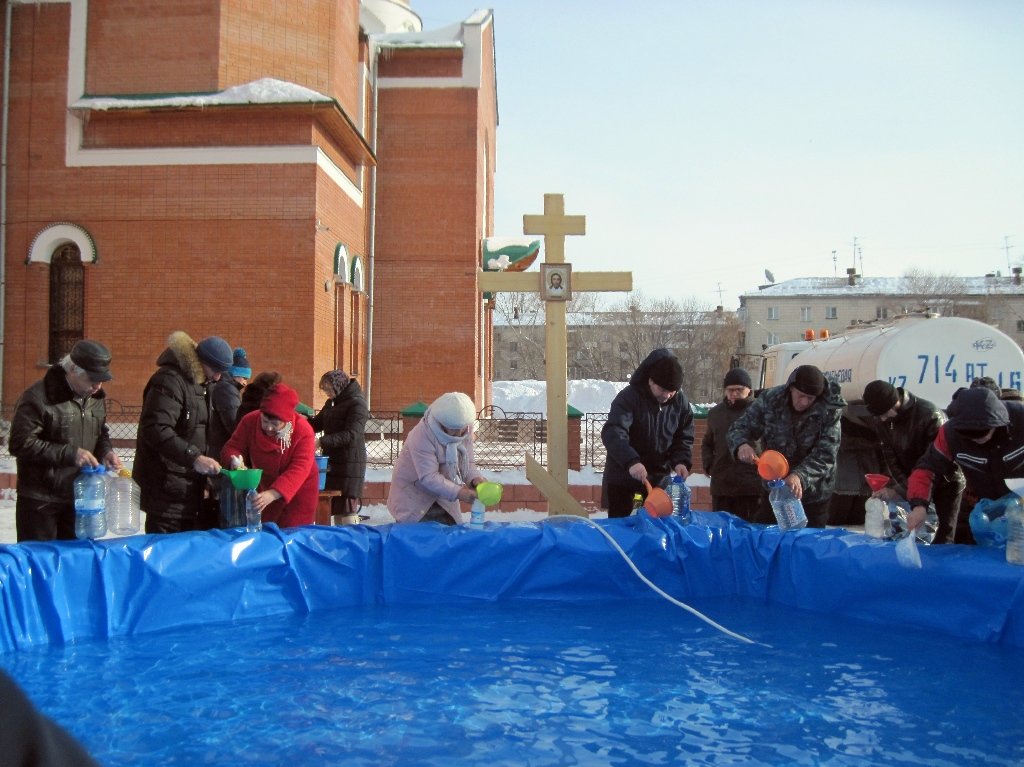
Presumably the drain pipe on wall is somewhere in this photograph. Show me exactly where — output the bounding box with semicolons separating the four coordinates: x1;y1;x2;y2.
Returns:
0;1;14;407
364;46;380;409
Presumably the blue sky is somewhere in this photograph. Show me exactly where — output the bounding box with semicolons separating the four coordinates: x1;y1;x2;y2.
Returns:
416;1;1023;309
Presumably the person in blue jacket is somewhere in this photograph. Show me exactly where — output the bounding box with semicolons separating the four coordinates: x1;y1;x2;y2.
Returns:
601;349;694;517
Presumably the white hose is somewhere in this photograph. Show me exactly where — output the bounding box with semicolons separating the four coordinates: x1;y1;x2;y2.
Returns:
545;515;757;645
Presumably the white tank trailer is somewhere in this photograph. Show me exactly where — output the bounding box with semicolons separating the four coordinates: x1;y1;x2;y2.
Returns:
760;314;1024;409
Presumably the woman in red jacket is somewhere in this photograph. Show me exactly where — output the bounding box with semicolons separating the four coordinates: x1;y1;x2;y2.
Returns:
221;383;319;528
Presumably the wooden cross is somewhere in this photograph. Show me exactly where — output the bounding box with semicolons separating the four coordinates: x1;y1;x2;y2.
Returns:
479;193;632;515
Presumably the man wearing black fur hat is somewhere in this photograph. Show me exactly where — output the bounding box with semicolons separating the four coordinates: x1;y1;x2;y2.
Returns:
728;364;846;527
908;386;1024;542
702;368;763;521
862;380;964;543
601;348;695;517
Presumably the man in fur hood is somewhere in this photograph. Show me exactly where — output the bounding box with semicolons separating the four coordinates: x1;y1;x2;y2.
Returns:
133;332;232;533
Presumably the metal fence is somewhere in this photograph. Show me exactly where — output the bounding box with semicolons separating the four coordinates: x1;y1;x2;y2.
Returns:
0;403;612;470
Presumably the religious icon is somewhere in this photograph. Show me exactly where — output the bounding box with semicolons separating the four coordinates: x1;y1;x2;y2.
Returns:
541;263;572;302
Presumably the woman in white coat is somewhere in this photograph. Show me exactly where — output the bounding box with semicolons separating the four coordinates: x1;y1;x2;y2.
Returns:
387;392;485;524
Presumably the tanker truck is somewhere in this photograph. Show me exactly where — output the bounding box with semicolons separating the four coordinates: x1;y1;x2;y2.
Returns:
760;313;1024;407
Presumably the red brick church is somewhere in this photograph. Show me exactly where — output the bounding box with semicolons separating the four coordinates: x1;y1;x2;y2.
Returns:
0;0;498;412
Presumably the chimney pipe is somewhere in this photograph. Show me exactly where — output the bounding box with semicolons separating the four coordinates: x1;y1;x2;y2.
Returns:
1013;266;1022;286
846;267;857;286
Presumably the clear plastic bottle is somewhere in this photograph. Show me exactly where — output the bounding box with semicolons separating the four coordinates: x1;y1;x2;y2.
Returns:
106;469;140;535
669;475;692;524
74;465;107;540
245;489;261;533
863;496;887;538
470;499;486;529
1006;496;1024;566
767;478;808;531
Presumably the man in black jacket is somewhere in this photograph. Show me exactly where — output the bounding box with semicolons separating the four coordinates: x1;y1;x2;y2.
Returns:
133;332;232;533
9;340;122;541
601;349;694;518
862;380;964;543
702;368;763;520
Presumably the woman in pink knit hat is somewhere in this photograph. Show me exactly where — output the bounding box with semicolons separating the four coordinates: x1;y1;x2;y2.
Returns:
221;383;319;528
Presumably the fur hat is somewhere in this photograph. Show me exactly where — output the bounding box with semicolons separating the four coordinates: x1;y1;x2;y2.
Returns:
196;336;233;373
723;368;752;390
648;355;683;391
230;348;252;379
790;365;825;397
70;339;113;382
260;383;299;421
429;392;477;430
863;380;899;416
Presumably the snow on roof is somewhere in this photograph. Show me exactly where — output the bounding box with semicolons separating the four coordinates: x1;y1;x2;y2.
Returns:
373;20;465;49
71;78;333;112
746;275;1023;297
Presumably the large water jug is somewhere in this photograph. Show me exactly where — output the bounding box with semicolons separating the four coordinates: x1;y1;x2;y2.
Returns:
1006;497;1024;565
74;465;107;540
767;479;807;531
106;469;140;535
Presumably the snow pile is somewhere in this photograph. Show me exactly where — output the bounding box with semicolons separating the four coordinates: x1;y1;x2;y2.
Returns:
493;379;627;415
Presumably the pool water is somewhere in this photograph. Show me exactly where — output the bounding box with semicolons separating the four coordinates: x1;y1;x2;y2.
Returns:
4;596;1024;766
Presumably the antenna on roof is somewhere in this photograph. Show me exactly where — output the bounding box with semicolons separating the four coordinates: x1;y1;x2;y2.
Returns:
764;269;775;284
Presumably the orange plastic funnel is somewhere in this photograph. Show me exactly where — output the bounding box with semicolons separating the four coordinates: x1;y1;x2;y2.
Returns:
642;479;674;518
756;450;789;481
864;473;891;493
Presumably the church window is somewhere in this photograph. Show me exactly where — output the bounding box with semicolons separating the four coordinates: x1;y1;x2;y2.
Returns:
49;244;84;364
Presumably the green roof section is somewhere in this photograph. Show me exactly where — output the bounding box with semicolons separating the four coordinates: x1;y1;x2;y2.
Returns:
567;404;584;418
400;401;429;417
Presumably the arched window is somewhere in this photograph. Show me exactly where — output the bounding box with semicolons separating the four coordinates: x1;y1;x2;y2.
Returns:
49;244;84;363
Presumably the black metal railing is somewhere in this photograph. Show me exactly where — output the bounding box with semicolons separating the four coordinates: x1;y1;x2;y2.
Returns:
0;403;612;470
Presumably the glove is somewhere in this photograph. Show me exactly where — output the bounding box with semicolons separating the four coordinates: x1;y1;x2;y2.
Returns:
295;402;315;417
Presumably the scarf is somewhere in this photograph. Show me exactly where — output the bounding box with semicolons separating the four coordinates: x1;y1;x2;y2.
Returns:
427;412;470;485
321;370;349;398
273;421;293;454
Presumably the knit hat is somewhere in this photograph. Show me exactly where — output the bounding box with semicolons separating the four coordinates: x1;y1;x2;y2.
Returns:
230;348;252;379
723;368;752;390
260;383;300;422
196;336;233;373
863;380;899;416
790;365;826;397
429;392;477;430
648;355;683;391
70;339;113;382
970;376;1000;394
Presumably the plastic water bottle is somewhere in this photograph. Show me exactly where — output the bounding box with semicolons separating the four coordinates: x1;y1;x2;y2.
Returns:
470;499;486;529
106;469;140;535
1006;497;1024;565
669;475;692;524
767;479;807;531
863;496;887;538
245;489;261;533
74;465;107;539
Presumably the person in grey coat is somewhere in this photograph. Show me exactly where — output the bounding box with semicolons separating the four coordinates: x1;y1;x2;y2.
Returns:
9;340;121;541
728;364;846;528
